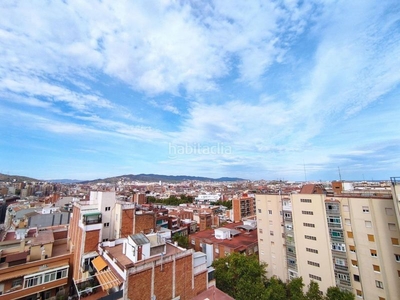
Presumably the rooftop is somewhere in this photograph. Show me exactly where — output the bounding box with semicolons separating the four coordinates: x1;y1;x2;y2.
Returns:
102;242;186;269
191;222;258;250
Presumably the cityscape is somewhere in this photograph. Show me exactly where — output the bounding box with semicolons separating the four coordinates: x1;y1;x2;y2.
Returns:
0;175;399;299
1;1;400;300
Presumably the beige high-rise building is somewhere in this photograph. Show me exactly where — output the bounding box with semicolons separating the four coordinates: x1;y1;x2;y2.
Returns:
256;180;400;299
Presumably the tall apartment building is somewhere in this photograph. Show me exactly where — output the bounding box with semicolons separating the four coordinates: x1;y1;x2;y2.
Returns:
256;181;400;299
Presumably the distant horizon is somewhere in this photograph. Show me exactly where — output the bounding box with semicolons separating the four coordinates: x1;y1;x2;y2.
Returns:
0;171;394;183
1;1;399;182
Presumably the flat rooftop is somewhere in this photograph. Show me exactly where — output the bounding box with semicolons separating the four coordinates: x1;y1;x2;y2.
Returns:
102;242;186;269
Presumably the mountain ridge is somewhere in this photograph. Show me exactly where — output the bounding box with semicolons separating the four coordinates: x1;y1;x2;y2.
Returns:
0;173;246;183
79;173;246;184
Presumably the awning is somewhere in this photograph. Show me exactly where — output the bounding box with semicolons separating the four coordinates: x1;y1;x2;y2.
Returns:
95;269;121;291
92;255;107;272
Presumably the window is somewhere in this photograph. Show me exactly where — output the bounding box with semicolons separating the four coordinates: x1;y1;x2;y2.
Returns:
365;221;372;228
392;238;399;245
104;222;110;227
336;273;349;281
268;210;272;215
389;223;396;231
327;216;342;225
385;208;394;215
305;235;317;241
395;254;400;262
331;243;346;252
301;198;312;203
303;223;315;228
191;239;195;245
12;278;22;288
284;212;291;218
44;291;51;299
309;274;321;281
335;258;346;266
306;247;318;254
362;206;369;213
349;245;356;253
307;261;320;267
356;290;362;297
24;275;42;288
105;207;111;211
270;231;274;236
269;220;273;225
351;260;358;267
368;234;375;242
354;274;360;282
347;231;353;238
345;218;351;226
258;209;261;213
373;264;380;272
302;210;314;215
259;228;263;234
370;249;377;257
375;280;384;289
24;267;68;288
102;238;109;242
331;230;343;238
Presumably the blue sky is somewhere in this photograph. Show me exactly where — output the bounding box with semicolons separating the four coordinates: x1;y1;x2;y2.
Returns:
0;0;399;181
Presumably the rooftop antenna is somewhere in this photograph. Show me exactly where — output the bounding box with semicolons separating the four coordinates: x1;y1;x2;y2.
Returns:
338;166;342;181
303;162;307;182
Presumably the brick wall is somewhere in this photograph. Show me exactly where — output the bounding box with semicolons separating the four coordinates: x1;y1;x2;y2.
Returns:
127;268;152;300
134;213;156;234
69;206;82;279
154;261;173;299
174;255;193;300
121;208;134;237
84;229;100;253
193;271;207;296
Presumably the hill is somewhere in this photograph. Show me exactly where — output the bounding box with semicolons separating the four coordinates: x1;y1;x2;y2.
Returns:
0;173;39;182
80;173;246;184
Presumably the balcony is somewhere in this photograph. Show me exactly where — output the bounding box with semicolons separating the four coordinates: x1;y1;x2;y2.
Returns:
325;203;340;215
82;212;102;225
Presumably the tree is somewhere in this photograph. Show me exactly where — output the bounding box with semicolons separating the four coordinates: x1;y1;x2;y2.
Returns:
265;277;287;300
306;281;323;300
212;252;267;300
325;287;355;300
172;235;189;248
287;277;306;300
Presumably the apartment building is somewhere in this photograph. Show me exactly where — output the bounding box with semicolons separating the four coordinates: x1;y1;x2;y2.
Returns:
232;196;256;222
0;228;72;300
68;191;208;299
256;181;400;299
256;194;288;281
